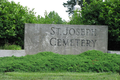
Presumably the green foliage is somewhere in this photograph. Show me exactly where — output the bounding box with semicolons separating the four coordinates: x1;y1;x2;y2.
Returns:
69;0;120;50
0;0;37;47
47;11;63;24
36;11;63;24
0;50;120;73
0;43;22;50
63;0;92;14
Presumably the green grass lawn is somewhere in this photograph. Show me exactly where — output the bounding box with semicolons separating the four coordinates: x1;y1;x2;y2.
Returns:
0;72;120;80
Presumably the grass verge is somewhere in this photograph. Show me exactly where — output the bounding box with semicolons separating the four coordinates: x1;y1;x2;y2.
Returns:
0;72;120;80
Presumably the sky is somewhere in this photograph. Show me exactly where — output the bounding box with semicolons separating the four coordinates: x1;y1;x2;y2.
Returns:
8;0;70;21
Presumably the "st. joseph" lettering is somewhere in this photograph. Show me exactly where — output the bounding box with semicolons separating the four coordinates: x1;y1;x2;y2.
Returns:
50;27;97;36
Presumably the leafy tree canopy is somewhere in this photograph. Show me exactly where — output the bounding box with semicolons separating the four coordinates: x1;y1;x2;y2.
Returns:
36;11;63;24
63;0;91;15
0;0;64;48
48;11;63;24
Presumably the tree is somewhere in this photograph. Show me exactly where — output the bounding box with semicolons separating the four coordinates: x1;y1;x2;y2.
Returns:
0;0;64;48
0;0;37;47
69;0;120;50
48;11;63;24
63;0;91;15
36;11;63;24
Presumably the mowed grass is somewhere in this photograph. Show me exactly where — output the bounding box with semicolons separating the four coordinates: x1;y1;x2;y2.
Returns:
0;72;120;80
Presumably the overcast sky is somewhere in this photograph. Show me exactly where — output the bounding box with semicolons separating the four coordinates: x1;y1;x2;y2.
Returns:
8;0;70;21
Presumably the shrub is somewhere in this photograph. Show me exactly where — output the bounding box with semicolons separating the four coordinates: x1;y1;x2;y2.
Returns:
0;50;120;73
0;43;22;50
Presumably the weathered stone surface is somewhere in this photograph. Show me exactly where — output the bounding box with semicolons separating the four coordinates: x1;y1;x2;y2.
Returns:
25;24;108;55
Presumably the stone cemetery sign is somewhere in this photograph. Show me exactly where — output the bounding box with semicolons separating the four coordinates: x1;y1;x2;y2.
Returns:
25;24;108;55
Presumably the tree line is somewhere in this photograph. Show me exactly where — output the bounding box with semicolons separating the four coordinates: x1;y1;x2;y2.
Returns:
0;0;120;50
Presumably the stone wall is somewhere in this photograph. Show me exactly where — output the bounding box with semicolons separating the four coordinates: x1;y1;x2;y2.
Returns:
25;24;108;55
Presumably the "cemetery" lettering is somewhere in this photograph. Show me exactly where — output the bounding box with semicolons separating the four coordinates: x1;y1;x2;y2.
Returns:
50;38;96;47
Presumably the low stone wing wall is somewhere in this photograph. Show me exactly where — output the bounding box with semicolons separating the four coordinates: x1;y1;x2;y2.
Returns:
0;50;120;57
108;50;120;54
0;50;26;57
